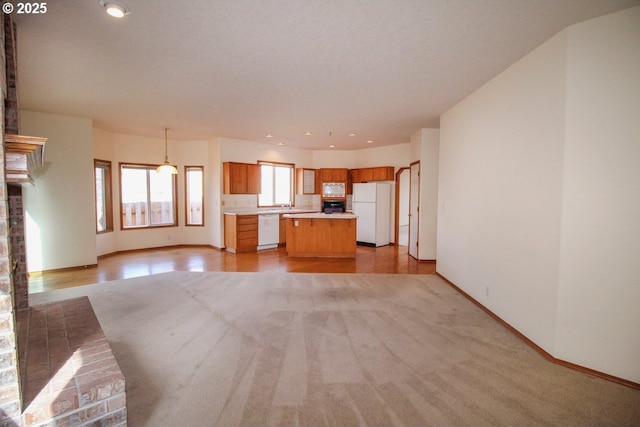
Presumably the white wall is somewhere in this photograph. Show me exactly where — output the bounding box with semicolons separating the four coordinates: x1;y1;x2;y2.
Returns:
21;111;97;271
312;150;356;168
208;138;223;248
438;6;640;383
108;132;210;253
418;129;439;260
556;6;640;382
410;129;440;260
439;29;567;353
351;143;411;170
94;127;117;256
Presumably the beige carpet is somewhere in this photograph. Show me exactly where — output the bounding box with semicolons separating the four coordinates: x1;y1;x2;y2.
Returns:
31;272;640;426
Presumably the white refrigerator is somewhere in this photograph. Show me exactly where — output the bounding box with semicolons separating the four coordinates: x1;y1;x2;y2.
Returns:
352;182;391;247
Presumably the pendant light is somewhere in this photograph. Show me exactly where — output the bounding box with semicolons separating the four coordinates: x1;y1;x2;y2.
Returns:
156;128;178;175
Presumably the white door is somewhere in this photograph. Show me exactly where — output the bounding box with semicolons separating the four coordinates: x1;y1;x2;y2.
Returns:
408;162;420;259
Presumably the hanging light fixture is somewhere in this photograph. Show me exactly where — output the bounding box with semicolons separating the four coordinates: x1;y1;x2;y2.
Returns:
156;128;178;175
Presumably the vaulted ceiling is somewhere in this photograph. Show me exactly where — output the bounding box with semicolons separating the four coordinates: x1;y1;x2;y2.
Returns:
14;0;639;150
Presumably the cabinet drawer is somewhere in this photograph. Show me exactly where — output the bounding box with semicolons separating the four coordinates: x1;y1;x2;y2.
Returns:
237;223;257;232
237;215;257;224
238;230;258;241
237;216;257;231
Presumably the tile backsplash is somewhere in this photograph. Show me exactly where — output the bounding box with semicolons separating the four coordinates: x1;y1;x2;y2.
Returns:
221;194;321;212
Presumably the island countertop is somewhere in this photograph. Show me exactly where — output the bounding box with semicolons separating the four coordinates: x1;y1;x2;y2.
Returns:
224;208;318;216
282;212;356;219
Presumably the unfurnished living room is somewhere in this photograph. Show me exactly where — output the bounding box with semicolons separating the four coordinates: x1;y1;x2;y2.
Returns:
1;1;639;426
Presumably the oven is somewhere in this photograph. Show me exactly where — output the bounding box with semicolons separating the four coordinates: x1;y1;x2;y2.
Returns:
322;200;345;213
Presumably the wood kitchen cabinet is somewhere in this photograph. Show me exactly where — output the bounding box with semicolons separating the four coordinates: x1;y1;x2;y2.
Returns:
285;215;356;258
296;168;317;194
373;166;394;181
223;162;261;194
350;166;394;183
319;168;348;183
279;214;287;244
224;214;258;252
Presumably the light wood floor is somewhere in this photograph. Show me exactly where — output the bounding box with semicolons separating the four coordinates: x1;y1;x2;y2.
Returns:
28;244;436;294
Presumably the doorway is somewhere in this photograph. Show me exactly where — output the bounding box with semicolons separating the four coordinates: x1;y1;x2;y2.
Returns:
408;161;420;259
394;168;410;247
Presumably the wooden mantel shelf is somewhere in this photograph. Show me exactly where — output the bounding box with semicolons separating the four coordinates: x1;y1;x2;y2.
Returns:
4;133;47;184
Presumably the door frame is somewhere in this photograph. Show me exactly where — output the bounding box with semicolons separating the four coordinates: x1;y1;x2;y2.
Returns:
408;161;420;259
394;167;409;248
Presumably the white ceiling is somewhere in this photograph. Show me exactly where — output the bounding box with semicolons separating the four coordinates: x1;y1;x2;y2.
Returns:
14;0;639;150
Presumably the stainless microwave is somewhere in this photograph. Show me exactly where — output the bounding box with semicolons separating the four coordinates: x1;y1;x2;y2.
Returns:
322;182;345;198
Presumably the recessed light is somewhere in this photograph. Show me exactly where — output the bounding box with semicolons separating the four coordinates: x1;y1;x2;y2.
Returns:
278;142;284;146
366;140;374;144
348;133;357;137
100;0;130;18
329;145;335;148
265;134;274;138
304;132;312;136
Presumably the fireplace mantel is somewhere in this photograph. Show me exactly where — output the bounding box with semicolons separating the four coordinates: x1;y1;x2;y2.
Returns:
4;133;47;184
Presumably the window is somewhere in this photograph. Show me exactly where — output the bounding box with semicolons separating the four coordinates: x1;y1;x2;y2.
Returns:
258;161;294;207
120;163;177;229
95;159;113;233
185;166;204;226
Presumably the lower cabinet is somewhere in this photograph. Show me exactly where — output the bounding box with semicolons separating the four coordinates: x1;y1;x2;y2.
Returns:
224;214;258;253
285;217;357;258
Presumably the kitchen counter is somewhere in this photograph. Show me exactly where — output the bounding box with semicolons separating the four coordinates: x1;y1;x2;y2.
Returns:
224;208;319;216
282;212;356;219
223;208;320;253
284;213;357;258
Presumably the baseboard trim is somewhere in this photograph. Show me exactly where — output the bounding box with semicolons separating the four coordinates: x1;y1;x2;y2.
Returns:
28;263;99;277
436;272;640;390
96;244;224;261
30;245;224;275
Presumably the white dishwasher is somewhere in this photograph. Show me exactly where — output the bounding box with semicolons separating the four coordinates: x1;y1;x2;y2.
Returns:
258;214;280;250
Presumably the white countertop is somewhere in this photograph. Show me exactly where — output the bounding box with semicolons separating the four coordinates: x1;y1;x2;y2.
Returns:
224;208;319;216
282;212;357;219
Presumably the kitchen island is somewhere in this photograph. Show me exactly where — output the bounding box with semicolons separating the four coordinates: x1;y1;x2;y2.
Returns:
223;208;318;253
283;212;357;258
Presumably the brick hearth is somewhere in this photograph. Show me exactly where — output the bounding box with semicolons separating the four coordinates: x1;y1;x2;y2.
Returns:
15;297;126;426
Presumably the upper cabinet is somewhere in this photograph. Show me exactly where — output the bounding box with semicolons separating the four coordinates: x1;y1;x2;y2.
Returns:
296;168;318;194
223;162;261;194
373;166;394;181
351;166;394;183
319;168;348;183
